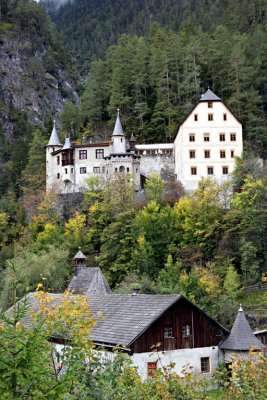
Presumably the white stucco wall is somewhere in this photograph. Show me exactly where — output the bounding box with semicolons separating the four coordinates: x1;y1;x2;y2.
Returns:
132;346;220;380
174;100;243;191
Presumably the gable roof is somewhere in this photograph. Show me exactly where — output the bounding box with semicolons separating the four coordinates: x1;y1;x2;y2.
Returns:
15;293;227;349
67;267;111;295
200;89;221;102
219;306;264;351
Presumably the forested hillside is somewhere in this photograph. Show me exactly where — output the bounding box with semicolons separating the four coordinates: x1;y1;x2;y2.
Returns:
0;0;78;197
0;0;267;336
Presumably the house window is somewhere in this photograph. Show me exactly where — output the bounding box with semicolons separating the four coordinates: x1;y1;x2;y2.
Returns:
65;168;67;174
181;325;191;336
189;150;196;159
96;149;104;159
231;150;235;158
230;133;236;141
79;150;87;160
208;113;213;121
208;101;213;108
204;150;210;158
220;150;226;158
57;156;60;165
204;133;210;142
189;134;195;142
222;166;229;175
194;114;198;121
80;167;86;174
93;167;100;173
223;113;227;121
147;362;157;378
220;133;225;142
164;326;173;338
57;173;60;179
200;357;210;373
191;167;197;175
207;166;214;175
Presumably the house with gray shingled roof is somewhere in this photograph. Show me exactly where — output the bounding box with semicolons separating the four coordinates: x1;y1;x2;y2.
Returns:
15;290;229;379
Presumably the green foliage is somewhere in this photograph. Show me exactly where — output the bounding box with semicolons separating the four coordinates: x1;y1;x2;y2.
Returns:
0;246;70;310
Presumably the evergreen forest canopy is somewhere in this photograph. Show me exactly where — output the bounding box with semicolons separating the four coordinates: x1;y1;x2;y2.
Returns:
0;0;267;338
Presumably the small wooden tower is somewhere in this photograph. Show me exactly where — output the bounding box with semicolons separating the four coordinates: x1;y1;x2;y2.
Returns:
73;248;87;276
129;133;136;152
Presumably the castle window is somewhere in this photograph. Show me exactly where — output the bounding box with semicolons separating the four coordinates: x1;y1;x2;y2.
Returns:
65;168;67;174
189;134;195;142
79;150;87;160
230;133;236;141
194;114;198;121
201;357;210;373
115;168;118;173
204;150;210;158
119;166;125;173
191;167;197;175
164;326;173;338
189;150;196;159
207;166;214;175
80;167;86;174
208;113;213;121
231;150;235;158
57;156;60;165
222;166;229;175
208;101;213;108
147;362;157;379
93;167;100;173
71;168;74;174
57;173;60;179
220;133;225;142
223;113;227;121
204;133;210;142
96;149;104;159
220;150;226;158
126;167;130;172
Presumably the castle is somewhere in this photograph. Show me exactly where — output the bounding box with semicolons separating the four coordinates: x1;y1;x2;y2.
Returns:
46;89;243;193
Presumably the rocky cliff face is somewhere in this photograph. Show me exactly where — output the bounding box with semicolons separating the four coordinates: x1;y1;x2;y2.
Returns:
0;29;79;138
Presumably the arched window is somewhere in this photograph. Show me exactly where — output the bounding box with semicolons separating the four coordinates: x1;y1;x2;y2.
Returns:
119;166;125;173
127;167;130;172
115;168;118;173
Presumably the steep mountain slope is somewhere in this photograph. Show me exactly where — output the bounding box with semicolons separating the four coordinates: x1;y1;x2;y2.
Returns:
0;0;78;137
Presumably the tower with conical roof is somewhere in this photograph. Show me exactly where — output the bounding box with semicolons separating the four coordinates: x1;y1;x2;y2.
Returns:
105;109;141;188
45;120;63;192
219;305;264;361
111;108;126;154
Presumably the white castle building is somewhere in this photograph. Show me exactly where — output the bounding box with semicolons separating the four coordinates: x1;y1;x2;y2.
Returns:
46;89;243;193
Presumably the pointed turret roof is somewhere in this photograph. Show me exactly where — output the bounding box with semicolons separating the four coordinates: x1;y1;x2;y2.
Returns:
130;133;136;142
112;108;124;136
48;120;61;146
200;89;221;102
220;305;264;351
61;136;72;150
73;248;87;260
